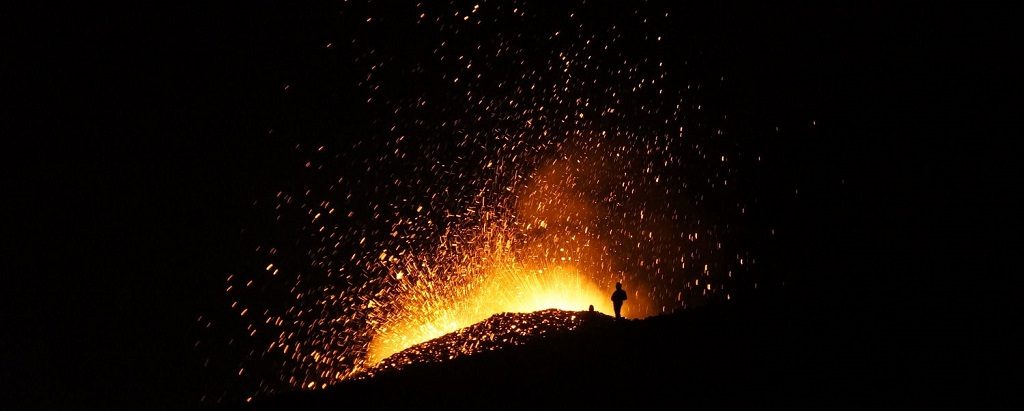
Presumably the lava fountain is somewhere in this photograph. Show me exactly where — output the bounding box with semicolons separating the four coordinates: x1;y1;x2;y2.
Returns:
204;1;761;403
364;204;647;365
361;140;666;364
357;139;667;364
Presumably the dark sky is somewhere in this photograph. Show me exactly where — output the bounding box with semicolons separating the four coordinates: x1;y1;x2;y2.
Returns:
3;1;1016;409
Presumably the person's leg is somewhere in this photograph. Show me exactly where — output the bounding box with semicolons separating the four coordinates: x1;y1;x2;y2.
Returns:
613;303;621;318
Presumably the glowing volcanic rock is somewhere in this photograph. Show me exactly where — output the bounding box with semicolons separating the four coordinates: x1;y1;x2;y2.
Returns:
365;261;616;365
363;213;647;366
367;309;612;375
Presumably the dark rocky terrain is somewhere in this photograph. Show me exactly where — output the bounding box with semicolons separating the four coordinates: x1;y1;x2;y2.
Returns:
369;309;615;375
240;292;945;410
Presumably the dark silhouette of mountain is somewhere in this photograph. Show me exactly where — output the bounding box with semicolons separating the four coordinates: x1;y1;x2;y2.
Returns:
236;292;959;410
369;309;618;376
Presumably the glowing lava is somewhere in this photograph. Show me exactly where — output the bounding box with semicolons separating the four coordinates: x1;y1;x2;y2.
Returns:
367;264;611;364
364;208;648;365
363;148;661;366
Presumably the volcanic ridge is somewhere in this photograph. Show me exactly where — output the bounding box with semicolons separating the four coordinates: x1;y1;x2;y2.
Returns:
367;308;617;376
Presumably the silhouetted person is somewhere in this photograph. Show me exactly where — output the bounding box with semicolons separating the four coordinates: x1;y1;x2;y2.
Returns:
611;282;627;319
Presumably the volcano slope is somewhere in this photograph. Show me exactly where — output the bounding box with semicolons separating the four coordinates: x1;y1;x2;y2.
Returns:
241;293;909;409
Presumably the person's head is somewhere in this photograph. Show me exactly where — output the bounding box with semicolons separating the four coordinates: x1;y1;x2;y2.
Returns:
615;282;622;290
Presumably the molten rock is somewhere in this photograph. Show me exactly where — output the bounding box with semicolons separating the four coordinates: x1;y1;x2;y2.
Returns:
366;309;615;376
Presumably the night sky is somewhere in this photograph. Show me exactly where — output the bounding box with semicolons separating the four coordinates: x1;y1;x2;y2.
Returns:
4;1;1016;409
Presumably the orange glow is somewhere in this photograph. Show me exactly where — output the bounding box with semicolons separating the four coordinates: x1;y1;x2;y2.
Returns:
363;151;658;366
367;263;612;364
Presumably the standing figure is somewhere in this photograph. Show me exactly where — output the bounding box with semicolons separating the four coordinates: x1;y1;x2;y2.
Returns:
611;282;628;319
